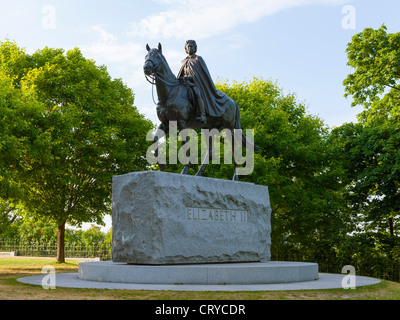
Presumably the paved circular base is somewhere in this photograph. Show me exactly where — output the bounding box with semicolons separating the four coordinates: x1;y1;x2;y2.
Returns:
17;272;381;291
78;261;319;285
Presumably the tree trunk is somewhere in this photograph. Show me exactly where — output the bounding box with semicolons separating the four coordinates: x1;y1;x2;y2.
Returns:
389;216;394;237
57;221;66;263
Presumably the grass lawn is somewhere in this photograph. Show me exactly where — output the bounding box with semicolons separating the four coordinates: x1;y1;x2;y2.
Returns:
1;256;399;300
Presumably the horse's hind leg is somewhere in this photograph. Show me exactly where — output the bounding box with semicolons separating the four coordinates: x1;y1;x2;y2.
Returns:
232;130;239;181
196;135;212;177
232;160;239;181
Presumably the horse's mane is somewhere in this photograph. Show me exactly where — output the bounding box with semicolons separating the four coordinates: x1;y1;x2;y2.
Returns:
158;51;177;80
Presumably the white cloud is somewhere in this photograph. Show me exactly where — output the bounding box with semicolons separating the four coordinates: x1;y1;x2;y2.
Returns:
79;25;181;124
81;25;145;87
128;0;350;40
90;25;118;45
78;26;157;124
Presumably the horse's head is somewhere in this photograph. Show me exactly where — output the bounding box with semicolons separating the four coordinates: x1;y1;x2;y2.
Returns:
144;43;163;76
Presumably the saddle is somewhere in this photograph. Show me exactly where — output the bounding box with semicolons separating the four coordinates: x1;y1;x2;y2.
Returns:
178;77;201;117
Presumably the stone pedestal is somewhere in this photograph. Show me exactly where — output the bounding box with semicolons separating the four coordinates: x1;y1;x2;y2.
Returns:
112;171;271;265
78;261;319;285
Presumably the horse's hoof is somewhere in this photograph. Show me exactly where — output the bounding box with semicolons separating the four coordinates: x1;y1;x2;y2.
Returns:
232;175;239;181
181;168;189;175
159;164;166;171
195;171;203;177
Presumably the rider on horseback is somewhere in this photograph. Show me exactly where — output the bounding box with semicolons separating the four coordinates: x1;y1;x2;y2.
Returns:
178;40;231;125
178;40;207;124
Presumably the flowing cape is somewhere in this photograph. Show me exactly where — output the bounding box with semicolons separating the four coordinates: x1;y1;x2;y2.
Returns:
177;55;230;117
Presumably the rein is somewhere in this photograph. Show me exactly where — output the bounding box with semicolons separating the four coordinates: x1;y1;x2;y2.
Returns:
145;67;180;106
145;74;159;105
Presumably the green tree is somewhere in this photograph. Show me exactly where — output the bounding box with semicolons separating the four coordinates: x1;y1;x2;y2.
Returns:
332;119;400;237
0;41;153;262
0;199;22;239
343;24;400;117
210;78;352;257
0;68;43;199
342;25;400;240
17;215;58;243
0;39;34;86
66;225;105;245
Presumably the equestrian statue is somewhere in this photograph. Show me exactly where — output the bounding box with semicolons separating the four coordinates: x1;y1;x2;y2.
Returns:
143;41;258;181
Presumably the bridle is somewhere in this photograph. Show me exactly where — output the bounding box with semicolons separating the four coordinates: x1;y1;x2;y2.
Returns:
144;53;180;105
144;59;157;85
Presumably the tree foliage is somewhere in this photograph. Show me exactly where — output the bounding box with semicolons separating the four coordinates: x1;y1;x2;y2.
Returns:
332;120;400;237
0;40;153;261
2;26;400;279
340;24;400;239
344;24;400;112
212;78;352;255
324;25;400;275
0;199;22;239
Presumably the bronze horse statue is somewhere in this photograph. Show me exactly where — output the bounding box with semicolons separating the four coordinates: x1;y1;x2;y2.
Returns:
143;43;257;180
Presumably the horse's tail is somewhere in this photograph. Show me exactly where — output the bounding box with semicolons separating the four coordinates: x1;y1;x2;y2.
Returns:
233;101;241;131
233;102;260;152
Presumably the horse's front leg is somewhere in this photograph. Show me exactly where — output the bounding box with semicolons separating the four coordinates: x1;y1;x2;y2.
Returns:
178;121;191;175
154;123;168;172
181;139;190;175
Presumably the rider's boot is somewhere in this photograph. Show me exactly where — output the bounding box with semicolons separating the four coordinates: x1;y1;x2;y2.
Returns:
196;97;207;124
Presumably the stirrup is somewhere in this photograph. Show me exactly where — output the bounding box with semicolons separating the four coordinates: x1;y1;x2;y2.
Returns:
196;115;207;124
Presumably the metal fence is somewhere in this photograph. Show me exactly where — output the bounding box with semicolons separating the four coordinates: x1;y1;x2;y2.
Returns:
272;250;400;283
2;239;399;282
0;239;112;261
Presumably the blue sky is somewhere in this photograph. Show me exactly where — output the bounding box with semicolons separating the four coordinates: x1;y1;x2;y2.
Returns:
1;0;399;129
1;0;398;231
